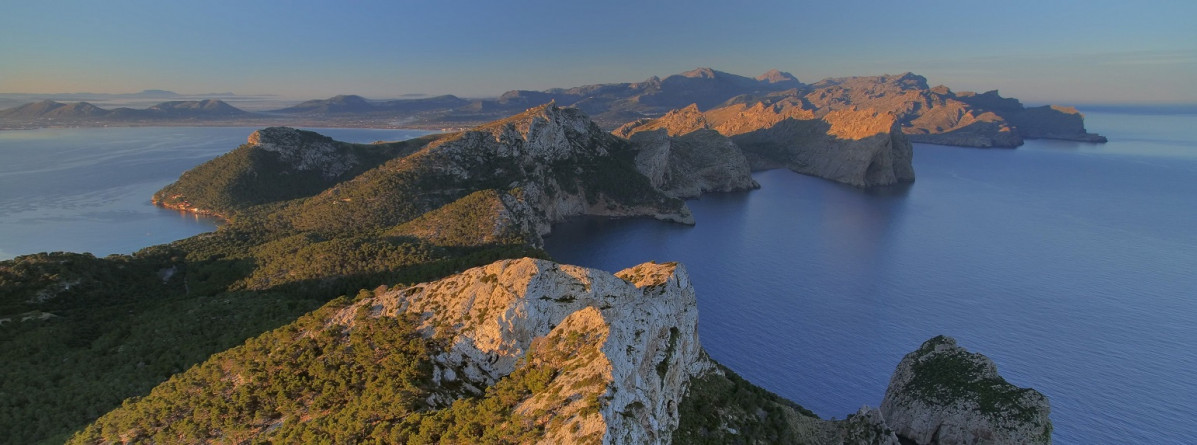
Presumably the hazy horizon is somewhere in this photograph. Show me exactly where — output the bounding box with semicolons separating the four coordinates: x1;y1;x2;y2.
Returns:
3;0;1195;105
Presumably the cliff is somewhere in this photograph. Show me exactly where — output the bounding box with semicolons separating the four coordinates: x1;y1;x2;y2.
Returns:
283;103;691;240
802;75;1104;147
880;336;1052;444
70;258;1049;444
351;258;711;444
615;105;760;198
617;102;915;188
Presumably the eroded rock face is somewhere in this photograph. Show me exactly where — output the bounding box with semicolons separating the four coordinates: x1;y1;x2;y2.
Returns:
247;127;358;178
730;109;916;187
880;336;1052;444
334;258;711;444
616;101;914;188
627;129;760;198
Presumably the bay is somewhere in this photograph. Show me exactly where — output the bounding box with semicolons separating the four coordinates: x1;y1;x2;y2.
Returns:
544;111;1197;443
0;126;431;260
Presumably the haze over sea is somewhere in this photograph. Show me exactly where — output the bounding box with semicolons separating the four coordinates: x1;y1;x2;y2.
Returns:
0;111;1194;443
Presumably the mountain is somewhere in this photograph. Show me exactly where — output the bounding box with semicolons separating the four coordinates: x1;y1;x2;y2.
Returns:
279;103;690;240
3;100;1046;444
801;73;1105;146
616;102;915;188
271;94;471;115
152;127;442;218
68;258;1048;444
482;67;804;127
1;69;1104;145
0;99;252;123
0;100;108;119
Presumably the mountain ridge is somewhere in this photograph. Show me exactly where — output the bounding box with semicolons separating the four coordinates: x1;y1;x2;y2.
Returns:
1;68;1104;147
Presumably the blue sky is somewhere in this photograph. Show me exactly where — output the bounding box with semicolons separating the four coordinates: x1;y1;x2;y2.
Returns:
2;0;1194;104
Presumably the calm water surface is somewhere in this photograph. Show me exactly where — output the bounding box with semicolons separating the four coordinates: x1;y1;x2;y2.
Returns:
0;126;430;260
546;111;1197;444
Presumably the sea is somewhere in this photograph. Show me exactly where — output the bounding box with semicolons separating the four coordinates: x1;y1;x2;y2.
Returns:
1;113;1194;443
0;126;431;260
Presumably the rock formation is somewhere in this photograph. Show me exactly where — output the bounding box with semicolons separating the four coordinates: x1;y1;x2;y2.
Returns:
617;102;915;188
803;74;1104;147
285;103;692;240
731;109;916;187
615;105;760;198
332;258;712;444
247;127;360;179
880;336;1052;444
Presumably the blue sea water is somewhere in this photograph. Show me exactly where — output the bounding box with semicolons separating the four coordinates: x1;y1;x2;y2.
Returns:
0;126;431;260
545;111;1197;444
0;114;1193;443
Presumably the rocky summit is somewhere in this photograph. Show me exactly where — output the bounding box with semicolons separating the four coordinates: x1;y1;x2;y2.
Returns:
339;258;710;444
68;254;1051;444
881;336;1052;444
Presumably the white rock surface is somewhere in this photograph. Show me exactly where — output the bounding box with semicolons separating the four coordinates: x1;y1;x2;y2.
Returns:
332;258;711;444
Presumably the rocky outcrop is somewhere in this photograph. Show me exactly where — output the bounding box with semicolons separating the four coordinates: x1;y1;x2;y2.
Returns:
248;127;359;178
616;102;913;188
625;129;760;198
615;105;760;198
801;75;1105;147
287;103;692;238
724;108;915;187
880;336;1052;444
334;258;712;444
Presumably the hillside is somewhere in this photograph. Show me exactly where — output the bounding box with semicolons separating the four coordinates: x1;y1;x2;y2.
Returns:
2;103;1047;444
0;99;252;124
66;258;1049;445
152;127;444;218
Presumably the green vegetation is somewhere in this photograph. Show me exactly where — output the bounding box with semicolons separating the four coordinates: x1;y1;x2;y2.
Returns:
905;337;1042;423
0;251;327;445
673;361;818;444
67;297;612;444
3;110;712;444
152;133;441;218
390;189;536;248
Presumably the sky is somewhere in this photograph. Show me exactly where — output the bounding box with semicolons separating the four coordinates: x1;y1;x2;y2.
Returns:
2;0;1195;105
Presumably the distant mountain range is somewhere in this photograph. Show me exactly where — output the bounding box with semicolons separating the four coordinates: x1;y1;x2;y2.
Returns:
0;68;1104;146
0;99;250;121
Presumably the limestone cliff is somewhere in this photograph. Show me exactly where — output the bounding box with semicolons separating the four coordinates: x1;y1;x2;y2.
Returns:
333;258;712;444
880;336;1052;444
616;100;914;188
615;105;760;198
803;74;1104;147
